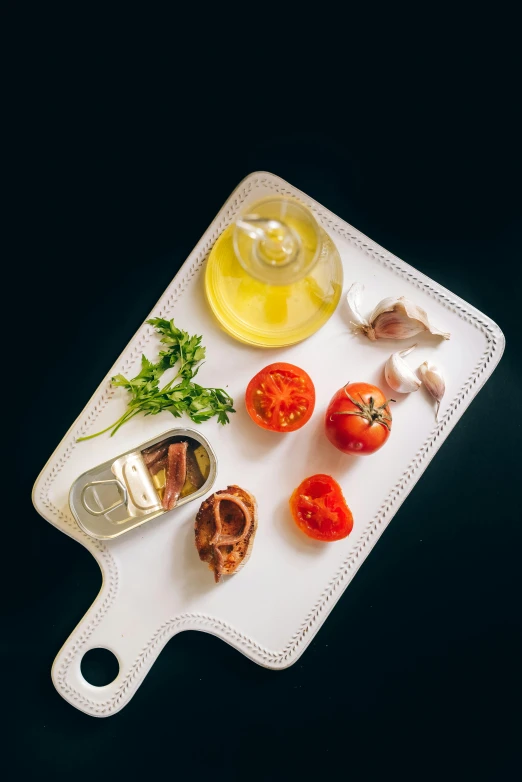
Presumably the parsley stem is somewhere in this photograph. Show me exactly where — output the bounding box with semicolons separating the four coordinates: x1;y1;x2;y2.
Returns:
76;418;125;442
76;408;138;442
159;370;182;395
109;409;141;436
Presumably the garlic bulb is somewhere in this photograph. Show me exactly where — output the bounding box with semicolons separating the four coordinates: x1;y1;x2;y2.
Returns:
385;345;422;393
346;283;450;341
419;361;445;420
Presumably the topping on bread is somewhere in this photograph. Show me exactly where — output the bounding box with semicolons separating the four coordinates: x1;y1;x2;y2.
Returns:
195;485;257;582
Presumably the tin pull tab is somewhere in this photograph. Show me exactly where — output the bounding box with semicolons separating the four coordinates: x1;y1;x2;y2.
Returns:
81;479;128;517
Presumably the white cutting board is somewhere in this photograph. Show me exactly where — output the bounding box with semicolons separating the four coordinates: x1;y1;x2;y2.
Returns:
32;172;504;716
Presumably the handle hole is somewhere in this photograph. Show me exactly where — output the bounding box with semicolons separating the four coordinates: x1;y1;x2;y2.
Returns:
81;648;119;687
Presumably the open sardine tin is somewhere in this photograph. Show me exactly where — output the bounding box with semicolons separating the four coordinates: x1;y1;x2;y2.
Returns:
69;428;217;540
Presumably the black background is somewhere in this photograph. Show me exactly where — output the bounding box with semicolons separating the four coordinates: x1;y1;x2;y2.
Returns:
8;25;522;782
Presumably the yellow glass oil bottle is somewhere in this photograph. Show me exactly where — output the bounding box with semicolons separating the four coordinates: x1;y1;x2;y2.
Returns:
205;197;343;347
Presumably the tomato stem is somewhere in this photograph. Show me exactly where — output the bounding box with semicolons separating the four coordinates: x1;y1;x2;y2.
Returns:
332;393;395;430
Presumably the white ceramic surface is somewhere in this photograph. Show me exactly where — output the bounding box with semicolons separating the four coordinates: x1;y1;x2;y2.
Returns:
32;172;504;717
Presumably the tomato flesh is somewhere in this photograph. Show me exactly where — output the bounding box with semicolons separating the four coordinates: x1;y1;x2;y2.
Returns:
245;362;315;433
325;382;392;455
290;474;353;541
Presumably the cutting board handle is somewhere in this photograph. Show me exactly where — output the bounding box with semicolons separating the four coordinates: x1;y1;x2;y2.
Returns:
51;586;180;717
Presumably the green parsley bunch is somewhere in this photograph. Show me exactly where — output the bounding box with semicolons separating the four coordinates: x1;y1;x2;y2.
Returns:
77;319;235;441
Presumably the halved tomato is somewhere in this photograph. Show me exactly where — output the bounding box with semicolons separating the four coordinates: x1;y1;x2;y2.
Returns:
245;362;315;433
290;474;353;541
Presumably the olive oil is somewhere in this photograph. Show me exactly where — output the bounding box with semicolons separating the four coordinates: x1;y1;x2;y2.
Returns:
205;200;343;348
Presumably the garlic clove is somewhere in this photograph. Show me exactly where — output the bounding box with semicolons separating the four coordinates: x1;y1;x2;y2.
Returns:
371;309;426;341
368;296;400;322
346;282;369;329
369;297;451;341
384;344;422;393
346;285;451;341
419;361;446;420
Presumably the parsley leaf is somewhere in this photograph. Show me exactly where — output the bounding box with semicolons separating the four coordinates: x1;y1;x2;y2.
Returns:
77;319;234;441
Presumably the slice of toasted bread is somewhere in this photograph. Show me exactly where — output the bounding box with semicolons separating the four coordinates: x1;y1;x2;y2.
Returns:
194;485;258;583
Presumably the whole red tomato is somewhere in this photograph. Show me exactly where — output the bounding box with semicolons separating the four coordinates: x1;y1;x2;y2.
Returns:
325;382;393;455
